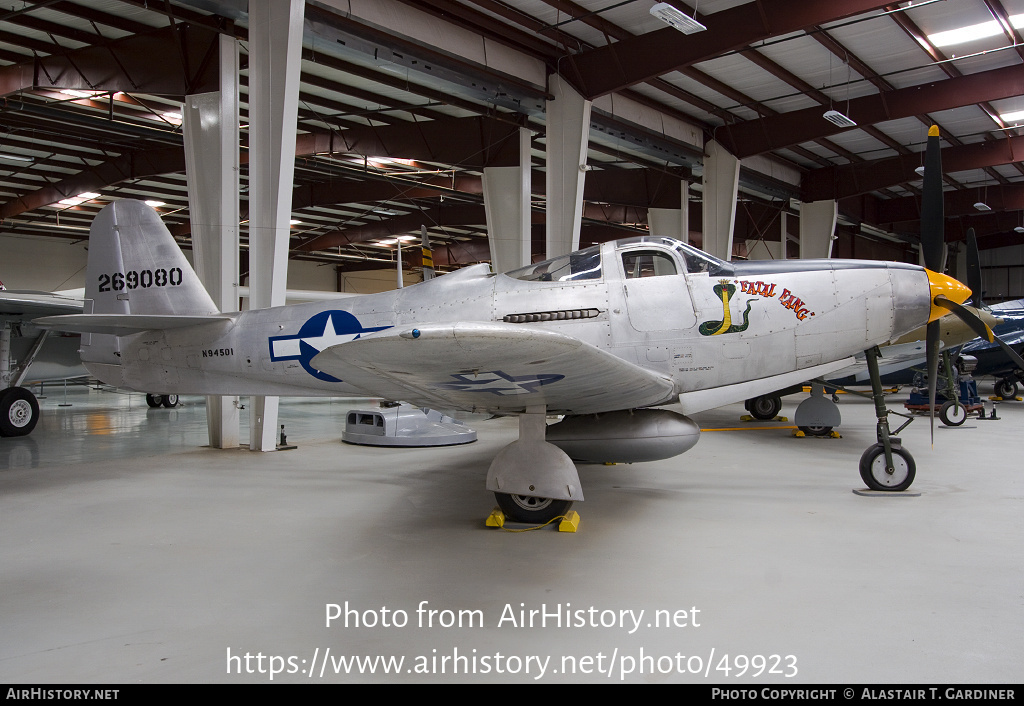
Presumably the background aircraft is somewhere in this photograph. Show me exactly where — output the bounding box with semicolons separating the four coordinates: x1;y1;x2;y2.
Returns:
0;288;88;436
0;286;188;438
36;197;970;522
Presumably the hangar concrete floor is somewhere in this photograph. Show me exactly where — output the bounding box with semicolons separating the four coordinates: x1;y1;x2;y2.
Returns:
1;383;1021;684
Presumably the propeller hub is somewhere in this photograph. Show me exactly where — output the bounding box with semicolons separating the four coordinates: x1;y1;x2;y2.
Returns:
926;269;971;323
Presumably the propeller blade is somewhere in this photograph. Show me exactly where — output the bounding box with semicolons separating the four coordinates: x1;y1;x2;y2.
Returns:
934;296;994;341
965;228;982;308
920;125;945;273
934;295;1024;373
926;319;940;445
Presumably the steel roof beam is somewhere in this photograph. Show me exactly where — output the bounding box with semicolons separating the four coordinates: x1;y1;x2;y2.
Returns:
0;23;221;99
805;135;1024;202
563;0;891;99
876;184;1024;224
298;204;486;251
717;63;1024;159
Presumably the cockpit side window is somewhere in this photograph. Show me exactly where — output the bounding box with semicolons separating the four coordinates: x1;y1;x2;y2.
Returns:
622;250;678;279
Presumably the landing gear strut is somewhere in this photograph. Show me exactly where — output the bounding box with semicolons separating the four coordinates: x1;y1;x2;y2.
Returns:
860;346;916;491
486;405;581;524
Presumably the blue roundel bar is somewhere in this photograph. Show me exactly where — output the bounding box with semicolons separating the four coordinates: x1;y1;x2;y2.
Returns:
268;310;391;382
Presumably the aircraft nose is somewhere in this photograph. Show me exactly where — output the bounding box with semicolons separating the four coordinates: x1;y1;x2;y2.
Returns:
926;269;972;323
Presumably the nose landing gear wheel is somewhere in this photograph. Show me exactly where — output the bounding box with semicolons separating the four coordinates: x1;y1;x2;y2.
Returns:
939;400;967;426
995;379;1018;400
161;394;179;408
859;444;916;491
494;493;573;524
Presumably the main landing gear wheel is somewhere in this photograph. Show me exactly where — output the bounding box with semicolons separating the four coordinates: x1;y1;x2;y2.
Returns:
748;395;782;420
146;394;179;408
939;400;967;426
0;387;40;437
859;444;916;491
995;379;1018;400
798;425;833;437
494;493;573;524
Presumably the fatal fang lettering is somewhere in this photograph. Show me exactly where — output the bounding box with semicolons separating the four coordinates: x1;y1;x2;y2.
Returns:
737;280;815;321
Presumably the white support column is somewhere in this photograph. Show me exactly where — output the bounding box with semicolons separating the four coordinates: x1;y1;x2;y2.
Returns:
745;211;786;261
247;0;305;451
648;182;688;240
648;208;680;238
702;140;739;260
545;74;591;259
953;243;966;282
780;211;788;259
918;242;949;273
483;127;532;273
184;34;241;450
799;200;838;259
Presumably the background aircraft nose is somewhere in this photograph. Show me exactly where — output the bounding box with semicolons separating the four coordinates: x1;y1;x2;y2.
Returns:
926;270;971;323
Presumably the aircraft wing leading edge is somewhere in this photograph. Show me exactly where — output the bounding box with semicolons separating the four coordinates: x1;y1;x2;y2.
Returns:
310;321;677;415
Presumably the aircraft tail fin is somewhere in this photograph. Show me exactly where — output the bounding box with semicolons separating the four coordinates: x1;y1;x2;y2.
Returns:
86;200;219;317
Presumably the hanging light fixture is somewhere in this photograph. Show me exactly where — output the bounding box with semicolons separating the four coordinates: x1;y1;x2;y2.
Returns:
650;2;706;34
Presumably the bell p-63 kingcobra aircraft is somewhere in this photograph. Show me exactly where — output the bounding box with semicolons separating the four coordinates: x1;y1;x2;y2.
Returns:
33;194;977;523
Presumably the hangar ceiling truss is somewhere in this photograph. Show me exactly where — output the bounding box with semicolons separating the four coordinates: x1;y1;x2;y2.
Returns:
0;0;1022;277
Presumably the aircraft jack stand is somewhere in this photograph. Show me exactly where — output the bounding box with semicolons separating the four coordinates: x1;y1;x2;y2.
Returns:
977;401;1000;421
486;507;581;533
276;425;297;451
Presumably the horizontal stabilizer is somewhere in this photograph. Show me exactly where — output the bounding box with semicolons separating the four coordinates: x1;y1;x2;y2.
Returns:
33;313;234;336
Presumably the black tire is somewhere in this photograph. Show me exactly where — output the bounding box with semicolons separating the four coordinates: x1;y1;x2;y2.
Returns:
161;394;180;408
995;379;1018;400
798;425;833;437
146;394;164;408
494;492;573;524
859;443;916;491
939;400;967;426
0;387;40;437
748;395;782;420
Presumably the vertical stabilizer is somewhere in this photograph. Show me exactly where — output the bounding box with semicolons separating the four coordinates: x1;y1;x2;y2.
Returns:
82;200;219;369
87;200;219;316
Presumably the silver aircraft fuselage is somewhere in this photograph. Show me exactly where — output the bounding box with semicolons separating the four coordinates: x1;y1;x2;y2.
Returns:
81;235;936;416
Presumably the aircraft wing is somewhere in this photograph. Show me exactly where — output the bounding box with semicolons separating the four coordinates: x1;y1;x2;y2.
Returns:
0;290;84;321
310;321;677;415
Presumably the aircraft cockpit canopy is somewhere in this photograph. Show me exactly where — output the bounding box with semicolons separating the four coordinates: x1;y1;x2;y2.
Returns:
615;236;733;277
505;245;602;282
503;237;732;283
